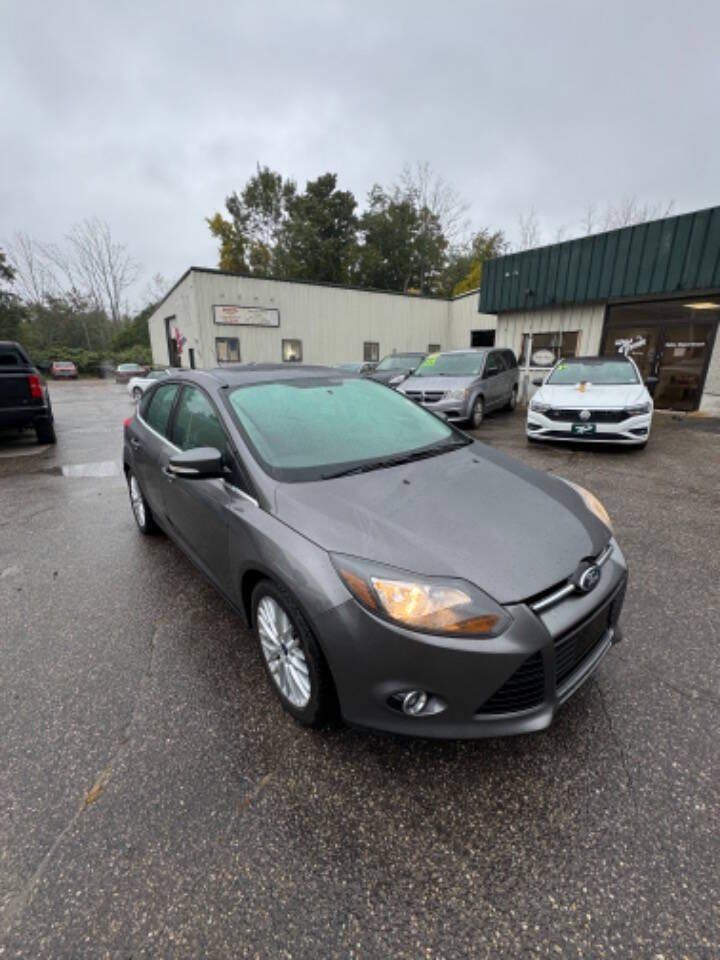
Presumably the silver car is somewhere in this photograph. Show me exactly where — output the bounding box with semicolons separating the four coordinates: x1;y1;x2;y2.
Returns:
399;349;519;427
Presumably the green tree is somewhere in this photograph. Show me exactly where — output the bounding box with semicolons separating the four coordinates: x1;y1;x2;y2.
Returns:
207;165;296;274
0;248;26;340
446;229;508;296
274;173;358;283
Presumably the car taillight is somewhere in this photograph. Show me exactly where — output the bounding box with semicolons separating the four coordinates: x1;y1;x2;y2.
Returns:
123;417;133;428
28;374;43;399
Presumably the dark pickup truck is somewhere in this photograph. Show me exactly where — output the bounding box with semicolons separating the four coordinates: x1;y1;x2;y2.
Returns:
0;341;56;444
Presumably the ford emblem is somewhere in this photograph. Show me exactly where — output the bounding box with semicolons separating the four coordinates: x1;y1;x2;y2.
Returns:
578;564;601;593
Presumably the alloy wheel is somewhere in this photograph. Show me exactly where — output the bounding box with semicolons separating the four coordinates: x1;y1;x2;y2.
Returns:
129;474;146;528
256;595;311;708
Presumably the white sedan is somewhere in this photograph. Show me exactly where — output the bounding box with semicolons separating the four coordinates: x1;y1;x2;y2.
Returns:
527;356;653;446
127;369;170;401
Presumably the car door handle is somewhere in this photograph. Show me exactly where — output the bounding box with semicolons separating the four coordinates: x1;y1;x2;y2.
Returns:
161;466;176;481
130;437;142;449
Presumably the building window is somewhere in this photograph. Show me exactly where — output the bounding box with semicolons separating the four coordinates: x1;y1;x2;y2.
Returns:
471;329;495;347
363;341;379;362
282;339;303;362
216;337;240;363
428;343;441;354
519;331;580;367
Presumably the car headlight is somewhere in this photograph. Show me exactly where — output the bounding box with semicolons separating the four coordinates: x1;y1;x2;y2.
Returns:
444;388;468;401
530;400;551;413
331;555;512;637
388;374;406;386
625;402;650;416
563;480;612;531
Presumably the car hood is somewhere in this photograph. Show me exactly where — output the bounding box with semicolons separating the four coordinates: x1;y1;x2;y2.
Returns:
400;374;478;392
369;367;416;384
534;382;650;408
274;443;609;604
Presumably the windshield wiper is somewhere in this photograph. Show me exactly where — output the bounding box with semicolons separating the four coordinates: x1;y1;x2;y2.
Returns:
321;437;471;480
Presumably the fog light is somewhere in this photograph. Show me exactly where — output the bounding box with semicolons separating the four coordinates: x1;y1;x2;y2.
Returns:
402;690;429;716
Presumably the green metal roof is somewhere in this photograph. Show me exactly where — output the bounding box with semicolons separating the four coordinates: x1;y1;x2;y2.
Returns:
479;205;720;313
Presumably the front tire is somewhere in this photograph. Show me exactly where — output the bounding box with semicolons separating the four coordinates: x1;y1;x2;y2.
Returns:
469;396;485;429
252;579;335;727
127;470;157;534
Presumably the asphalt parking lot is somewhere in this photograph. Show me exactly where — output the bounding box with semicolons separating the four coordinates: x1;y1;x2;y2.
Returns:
1;380;718;959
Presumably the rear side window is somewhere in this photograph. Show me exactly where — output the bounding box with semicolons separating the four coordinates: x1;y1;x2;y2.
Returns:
172;386;228;455
503;350;517;369
144;383;179;437
0;348;22;365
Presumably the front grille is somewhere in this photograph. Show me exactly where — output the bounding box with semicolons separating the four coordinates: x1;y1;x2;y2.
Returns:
554;577;627;687
404;390;444;403
542;430;626;440
546;408;629;423
476;652;545;715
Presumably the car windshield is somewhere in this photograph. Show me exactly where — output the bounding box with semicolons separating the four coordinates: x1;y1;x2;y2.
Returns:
335;362;362;371
119;364;141;371
546;359;640;385
375;355;423;371
228;376;465;482
414;352;485;377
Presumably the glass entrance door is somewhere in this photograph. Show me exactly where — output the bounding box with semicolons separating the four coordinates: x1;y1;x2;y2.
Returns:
654;323;714;410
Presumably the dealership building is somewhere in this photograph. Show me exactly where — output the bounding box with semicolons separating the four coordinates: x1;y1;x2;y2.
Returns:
148;205;720;413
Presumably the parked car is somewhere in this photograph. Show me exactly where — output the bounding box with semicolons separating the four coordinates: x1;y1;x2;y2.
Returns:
50;360;78;379
334;361;378;375
399;348;519;427
0;340;56;443
115;363;146;384
123;364;627;738
127;369;170;401
527;356;653;447
367;352;426;386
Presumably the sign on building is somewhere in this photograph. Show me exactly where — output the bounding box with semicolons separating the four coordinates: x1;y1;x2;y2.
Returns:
213;305;280;327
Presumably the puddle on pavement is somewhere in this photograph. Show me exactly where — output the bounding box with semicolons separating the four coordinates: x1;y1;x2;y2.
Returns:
42;460;123;478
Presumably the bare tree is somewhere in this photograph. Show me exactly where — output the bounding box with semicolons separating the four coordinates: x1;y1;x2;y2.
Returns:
581;203;598;236
141;272;169;307
6;231;61;302
63;218;139;325
396;162;471;247
602;197;674;230
516;206;542;251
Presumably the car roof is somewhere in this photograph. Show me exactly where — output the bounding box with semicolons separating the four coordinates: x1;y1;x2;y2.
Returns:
176;363;353;389
558;355;633;363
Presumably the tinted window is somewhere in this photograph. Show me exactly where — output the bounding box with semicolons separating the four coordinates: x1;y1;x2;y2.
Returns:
547;359;639;385
144;383;179;437
485;354;501;376
0;349;22;365
173;386;228;455
228;377;455;482
414;352;485;377
503;350;517;369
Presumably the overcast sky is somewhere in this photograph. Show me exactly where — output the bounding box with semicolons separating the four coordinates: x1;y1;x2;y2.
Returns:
2;0;719;305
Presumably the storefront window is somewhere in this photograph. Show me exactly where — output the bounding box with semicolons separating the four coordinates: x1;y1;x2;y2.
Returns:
519;331;579;367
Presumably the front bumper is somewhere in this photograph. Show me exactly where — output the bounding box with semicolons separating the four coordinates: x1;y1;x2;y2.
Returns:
401;394;472;422
526;410;652;444
312;544;627;738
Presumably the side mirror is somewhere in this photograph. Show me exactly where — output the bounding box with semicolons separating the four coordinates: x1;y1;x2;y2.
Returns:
168;447;224;478
531;377;544;387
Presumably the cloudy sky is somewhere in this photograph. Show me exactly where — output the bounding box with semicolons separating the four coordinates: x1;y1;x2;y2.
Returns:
2;0;718;305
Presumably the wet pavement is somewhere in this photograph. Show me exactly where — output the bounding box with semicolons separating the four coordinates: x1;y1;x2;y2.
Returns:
0;380;718;958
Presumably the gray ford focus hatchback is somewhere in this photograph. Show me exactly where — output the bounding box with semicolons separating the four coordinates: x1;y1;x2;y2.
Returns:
123;364;627;738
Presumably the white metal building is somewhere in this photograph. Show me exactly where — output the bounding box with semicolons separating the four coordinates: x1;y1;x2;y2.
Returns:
147;268;496;370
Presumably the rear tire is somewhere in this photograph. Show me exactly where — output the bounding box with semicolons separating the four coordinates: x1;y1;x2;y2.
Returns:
35;418;56;444
127;470;157;535
251;579;335;727
505;386;518;411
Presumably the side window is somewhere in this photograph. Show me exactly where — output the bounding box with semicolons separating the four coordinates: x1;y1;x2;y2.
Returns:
363;341;379;362
484;353;501;377
282;339;303;362
428;343;441;353
173;386;228;456
504;350;518;369
144;384;179;437
494;352;508;371
216;337;240;363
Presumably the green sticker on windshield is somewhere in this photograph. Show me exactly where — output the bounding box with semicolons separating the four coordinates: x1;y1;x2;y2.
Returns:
557;363;569;371
421;354;439;367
